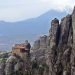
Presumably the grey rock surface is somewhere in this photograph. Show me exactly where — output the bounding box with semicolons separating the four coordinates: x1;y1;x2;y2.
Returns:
1;6;75;75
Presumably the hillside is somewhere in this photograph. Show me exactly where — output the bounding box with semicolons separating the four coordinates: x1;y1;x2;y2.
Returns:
0;10;67;50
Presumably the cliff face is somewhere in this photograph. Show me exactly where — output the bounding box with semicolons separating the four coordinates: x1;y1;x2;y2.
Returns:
1;7;75;75
31;7;74;75
46;15;72;75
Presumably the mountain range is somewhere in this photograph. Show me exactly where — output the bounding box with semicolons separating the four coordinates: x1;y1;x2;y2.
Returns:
0;10;67;50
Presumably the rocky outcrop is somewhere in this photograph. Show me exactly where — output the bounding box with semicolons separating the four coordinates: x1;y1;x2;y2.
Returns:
5;56;16;75
33;35;47;50
31;7;74;75
0;60;5;75
46;18;60;75
1;6;75;75
31;35;47;64
44;10;73;75
40;35;47;49
71;6;75;75
33;39;40;50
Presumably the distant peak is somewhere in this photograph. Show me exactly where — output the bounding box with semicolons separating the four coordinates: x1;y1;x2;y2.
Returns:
0;21;5;23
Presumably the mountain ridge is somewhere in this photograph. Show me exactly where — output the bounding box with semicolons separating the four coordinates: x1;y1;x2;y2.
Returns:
0;10;67;50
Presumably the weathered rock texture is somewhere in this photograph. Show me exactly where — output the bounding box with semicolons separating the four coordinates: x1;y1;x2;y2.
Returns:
33;39;40;50
31;7;75;75
31;35;47;64
1;7;75;75
45;10;73;75
47;15;72;75
33;35;47;50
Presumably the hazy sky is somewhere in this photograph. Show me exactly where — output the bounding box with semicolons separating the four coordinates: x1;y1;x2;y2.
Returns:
0;0;75;22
